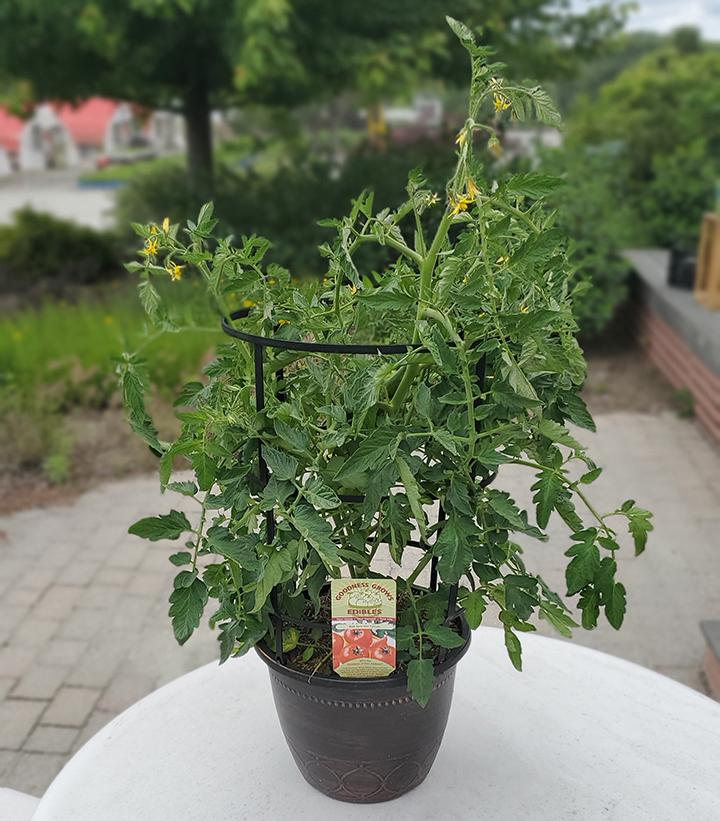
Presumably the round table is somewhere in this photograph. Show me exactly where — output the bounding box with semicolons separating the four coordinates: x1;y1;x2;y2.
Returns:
33;628;720;820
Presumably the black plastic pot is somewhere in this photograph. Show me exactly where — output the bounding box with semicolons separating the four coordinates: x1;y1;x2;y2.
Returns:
256;616;471;803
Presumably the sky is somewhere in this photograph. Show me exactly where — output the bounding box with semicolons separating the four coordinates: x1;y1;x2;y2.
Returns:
574;0;720;40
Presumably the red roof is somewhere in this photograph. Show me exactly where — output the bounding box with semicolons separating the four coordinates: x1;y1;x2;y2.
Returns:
0;106;24;152
54;97;121;147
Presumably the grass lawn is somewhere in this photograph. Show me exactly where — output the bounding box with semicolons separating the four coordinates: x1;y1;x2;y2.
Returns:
0;281;221;496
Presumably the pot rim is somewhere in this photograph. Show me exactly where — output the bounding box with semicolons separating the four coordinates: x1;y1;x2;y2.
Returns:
255;612;471;690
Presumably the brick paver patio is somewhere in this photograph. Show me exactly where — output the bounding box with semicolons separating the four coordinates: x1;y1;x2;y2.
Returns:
1;410;719;795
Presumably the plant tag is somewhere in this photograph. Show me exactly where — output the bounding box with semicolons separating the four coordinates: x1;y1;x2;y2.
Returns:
331;579;397;677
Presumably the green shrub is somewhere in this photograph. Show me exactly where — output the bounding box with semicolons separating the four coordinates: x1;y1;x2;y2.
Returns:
539;144;635;337
0;208;121;295
115;141;456;276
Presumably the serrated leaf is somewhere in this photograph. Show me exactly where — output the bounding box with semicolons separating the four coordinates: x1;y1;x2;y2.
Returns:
501;350;539;402
486;489;525;529
435;515;472;584
539;601;577;637
252;542;298;612
627;507;653;555
462;589;486;629
559;393;596;432
604;582;627;629
129;510;192;541
169;551;192;566
302;477;341;510
334;427;398;481
192;452;217;491
263;445;298;481
433;429;459;455
565;531;601;596
579;587;600;629
168;577;208;645
396;455;427;541
407;658;435;707
537;419;582;451
504;575;538;621
290;503;341;569
206;527;260;570
173;381;205;407
505;173;564;199
531;471;563;529
166;481;198;497
424;623;466;649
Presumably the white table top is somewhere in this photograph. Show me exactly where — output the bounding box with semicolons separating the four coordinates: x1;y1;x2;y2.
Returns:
33;628;720;821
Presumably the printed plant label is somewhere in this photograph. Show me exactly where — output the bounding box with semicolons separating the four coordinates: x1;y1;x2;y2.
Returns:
330;579;397;678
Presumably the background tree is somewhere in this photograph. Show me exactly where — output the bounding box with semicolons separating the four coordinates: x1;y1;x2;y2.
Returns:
0;0;624;192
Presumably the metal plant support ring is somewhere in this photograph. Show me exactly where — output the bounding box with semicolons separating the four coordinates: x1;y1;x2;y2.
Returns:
221;308;494;669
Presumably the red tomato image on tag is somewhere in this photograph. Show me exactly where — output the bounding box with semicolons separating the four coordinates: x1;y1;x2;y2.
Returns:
330;579;397;678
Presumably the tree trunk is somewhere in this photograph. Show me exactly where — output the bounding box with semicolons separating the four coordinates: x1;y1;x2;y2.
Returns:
184;80;214;197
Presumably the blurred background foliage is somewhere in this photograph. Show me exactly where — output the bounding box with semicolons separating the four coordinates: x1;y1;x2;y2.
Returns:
0;1;717;488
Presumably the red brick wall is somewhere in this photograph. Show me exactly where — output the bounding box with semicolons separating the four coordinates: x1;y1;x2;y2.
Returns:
640;306;720;442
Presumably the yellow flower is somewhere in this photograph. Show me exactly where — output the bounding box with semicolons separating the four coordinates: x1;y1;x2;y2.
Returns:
455;130;467;148
242;299;255;308
149;224;158;235
103;314;114;325
427;192;440;206
348;284;357;294
141;238;158;256
493;92;511;114
520;304;529;314
496;255;509;265
162;217;170;233
166;262;184;282
450;192;473;216
466;178;479;200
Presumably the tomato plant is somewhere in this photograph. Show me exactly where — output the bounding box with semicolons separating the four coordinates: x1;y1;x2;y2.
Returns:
124;18;652;707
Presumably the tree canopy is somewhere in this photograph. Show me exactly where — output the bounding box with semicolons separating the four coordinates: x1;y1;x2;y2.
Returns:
0;0;625;189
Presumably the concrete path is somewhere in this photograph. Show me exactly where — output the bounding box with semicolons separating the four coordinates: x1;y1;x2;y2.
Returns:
0;170;115;229
1;410;719;795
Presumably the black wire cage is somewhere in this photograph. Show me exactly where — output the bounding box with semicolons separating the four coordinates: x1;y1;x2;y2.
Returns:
221;308;493;670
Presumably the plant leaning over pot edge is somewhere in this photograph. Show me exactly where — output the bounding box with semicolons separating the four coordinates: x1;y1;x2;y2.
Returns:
119;18;653;707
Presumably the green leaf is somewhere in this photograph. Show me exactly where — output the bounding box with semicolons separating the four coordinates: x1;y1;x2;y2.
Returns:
420;325;457;373
283;627;300;653
579;467;602;485
414;382;432;417
168;577;208;645
462;589;486;629
559;393;596;432
604;582;627;629
192;452;217;491
253;542;298;612
579;587;600;629
166;481;198;497
505;173;564;199
358;286;415;310
446;16;476;49
263;446;298;481
504;575;538;621
504;627;523;671
424;623;465;649
626;506;653;555
537;419;582;451
539;601;577;637
129;510;192;541
501;350;539;402
206;527;260;570
290;503;341;569
396;455;427;541
485;489;525;529
173;381;205;408
169;551;192;566
565;530;601;596
407;658;434;707
335;427;398;481
531;471;564;529
433;429;459;455
302;477;341;510
435;515;473;584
